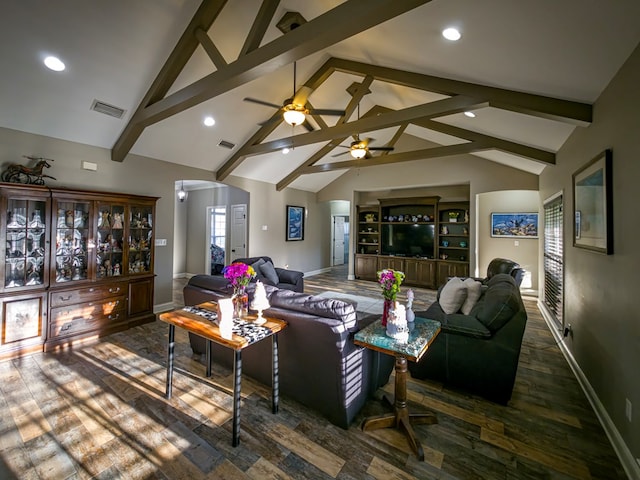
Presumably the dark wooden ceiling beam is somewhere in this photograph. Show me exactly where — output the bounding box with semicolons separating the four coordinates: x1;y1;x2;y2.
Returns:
302;142;489;173
195;27;227;68
111;0;228;162
243;95;488;156
239;0;281;57
325;57;592;126
112;0;431;162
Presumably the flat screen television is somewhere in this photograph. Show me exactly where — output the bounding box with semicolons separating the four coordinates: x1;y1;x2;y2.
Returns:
381;223;435;257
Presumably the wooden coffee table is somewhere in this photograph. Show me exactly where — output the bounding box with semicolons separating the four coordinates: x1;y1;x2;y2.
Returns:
158;302;287;447
354;317;441;461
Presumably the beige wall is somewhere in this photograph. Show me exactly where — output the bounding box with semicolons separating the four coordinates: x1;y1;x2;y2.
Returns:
539;42;640;466
477;190;540;290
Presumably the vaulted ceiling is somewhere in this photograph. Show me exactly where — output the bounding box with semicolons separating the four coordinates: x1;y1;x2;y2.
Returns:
2;0;640;192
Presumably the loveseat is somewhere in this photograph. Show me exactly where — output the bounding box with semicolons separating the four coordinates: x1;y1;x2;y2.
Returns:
409;272;527;404
183;274;394;428
232;256;304;292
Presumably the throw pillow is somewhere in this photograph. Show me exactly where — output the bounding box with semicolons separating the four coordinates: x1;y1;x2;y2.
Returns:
439;277;468;314
461;278;482;315
260;261;280;286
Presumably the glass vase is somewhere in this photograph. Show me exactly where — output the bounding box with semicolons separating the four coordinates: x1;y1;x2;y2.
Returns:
382;297;395;327
233;287;249;319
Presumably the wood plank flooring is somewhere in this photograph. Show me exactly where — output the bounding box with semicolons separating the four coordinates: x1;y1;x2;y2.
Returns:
0;266;627;479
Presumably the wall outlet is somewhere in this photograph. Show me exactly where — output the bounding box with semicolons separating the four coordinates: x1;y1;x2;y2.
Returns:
625;398;632;422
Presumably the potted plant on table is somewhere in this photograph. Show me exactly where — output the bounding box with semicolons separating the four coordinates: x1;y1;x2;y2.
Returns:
377;269;405;326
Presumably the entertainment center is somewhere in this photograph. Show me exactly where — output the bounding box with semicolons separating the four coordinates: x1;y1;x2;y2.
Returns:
355;196;470;288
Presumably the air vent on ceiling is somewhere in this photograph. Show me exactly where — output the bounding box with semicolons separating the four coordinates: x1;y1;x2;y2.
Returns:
218;140;235;149
90;99;126;119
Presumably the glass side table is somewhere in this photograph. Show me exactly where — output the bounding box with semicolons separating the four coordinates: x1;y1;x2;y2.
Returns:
354;317;441;461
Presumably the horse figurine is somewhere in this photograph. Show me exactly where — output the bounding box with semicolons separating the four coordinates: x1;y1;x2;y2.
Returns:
2;155;56;185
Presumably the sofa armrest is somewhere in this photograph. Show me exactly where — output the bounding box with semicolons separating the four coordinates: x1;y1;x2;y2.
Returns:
441;314;492;339
276;268;304;290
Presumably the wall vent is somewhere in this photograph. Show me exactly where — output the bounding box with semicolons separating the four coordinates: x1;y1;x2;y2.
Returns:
90;99;126;119
218;140;235;149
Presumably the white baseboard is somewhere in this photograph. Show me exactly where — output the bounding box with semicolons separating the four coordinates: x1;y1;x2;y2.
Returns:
538;300;640;480
153;302;175;314
303;267;332;277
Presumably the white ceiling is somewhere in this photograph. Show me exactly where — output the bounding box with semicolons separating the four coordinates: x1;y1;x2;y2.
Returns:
1;0;639;192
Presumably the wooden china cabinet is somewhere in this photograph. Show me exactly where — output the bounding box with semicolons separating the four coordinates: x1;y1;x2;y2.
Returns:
0;183;157;359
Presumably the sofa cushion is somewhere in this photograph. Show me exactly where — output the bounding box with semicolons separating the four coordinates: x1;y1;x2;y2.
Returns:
461;278;483;315
439;277;468;314
268;289;356;323
474;274;521;332
260;261;280;285
187;274;232;293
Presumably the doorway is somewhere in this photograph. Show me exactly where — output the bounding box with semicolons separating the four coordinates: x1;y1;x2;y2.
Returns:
332;215;349;266
230;204;247;261
206;206;227;275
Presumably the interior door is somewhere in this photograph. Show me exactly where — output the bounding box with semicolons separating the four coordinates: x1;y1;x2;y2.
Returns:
230;204;247;261
333;216;345;266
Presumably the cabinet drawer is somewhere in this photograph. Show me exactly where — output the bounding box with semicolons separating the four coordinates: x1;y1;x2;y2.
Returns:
50;282;127;307
49;296;126;338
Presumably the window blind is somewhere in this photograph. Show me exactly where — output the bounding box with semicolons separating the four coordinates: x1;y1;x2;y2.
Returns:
543;195;563;325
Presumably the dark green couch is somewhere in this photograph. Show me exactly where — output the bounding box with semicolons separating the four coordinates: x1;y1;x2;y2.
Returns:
409;273;527;404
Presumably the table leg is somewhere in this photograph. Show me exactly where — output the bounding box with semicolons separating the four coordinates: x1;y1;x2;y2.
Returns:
165;324;175;399
272;333;279;414
361;355;436;461
232;349;242;447
205;340;212;378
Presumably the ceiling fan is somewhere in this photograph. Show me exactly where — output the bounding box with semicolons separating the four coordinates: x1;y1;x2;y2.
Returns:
332;105;395;159
332;136;394;159
243;62;346;131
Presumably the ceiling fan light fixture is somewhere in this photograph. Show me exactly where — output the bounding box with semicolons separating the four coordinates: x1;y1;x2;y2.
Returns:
350;148;367;159
442;27;461;41
283;106;307;126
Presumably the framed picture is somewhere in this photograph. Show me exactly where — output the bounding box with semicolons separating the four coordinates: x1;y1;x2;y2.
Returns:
573;149;613;254
491;212;539;238
286;205;305;241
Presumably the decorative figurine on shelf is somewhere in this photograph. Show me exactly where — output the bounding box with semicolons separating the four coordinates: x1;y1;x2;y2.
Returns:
113;263;121;276
406;288;415;331
65;210;74;228
1;156;56;185
251;280;270;325
464;210;469;223
441;225;448;235
99;210;110;229
111;212;123;229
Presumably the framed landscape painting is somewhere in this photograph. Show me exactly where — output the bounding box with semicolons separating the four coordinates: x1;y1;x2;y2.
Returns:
286;205;305;241
573;149;613;254
491;212;538;238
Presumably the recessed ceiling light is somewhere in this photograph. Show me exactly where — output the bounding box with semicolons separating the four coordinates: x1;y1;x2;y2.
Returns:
203;116;215;127
282;148;290;155
44;56;65;72
442;27;461;41
464;111;476;118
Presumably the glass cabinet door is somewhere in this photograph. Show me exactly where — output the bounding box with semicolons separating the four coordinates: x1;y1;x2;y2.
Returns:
6;198;47;288
96;204;125;279
128;205;153;275
53;201;90;283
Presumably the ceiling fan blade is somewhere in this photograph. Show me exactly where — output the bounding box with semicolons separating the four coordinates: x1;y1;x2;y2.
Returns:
368;146;394;151
310;108;347;117
258;116;281;126
331;151;351;158
244;97;282;109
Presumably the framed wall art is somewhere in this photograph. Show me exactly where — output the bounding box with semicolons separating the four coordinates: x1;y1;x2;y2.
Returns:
491;212;539;238
573;149;613;254
286;205;305;241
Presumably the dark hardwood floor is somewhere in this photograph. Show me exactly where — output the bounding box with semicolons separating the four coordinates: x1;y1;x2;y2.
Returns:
0;265;627;479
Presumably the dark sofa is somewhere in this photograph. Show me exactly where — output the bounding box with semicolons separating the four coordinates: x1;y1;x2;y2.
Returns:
232;256;304;292
409;273;527;404
183;274;394;428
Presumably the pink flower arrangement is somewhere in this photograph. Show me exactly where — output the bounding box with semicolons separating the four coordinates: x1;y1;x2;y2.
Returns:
223;262;256;290
377;269;405;300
